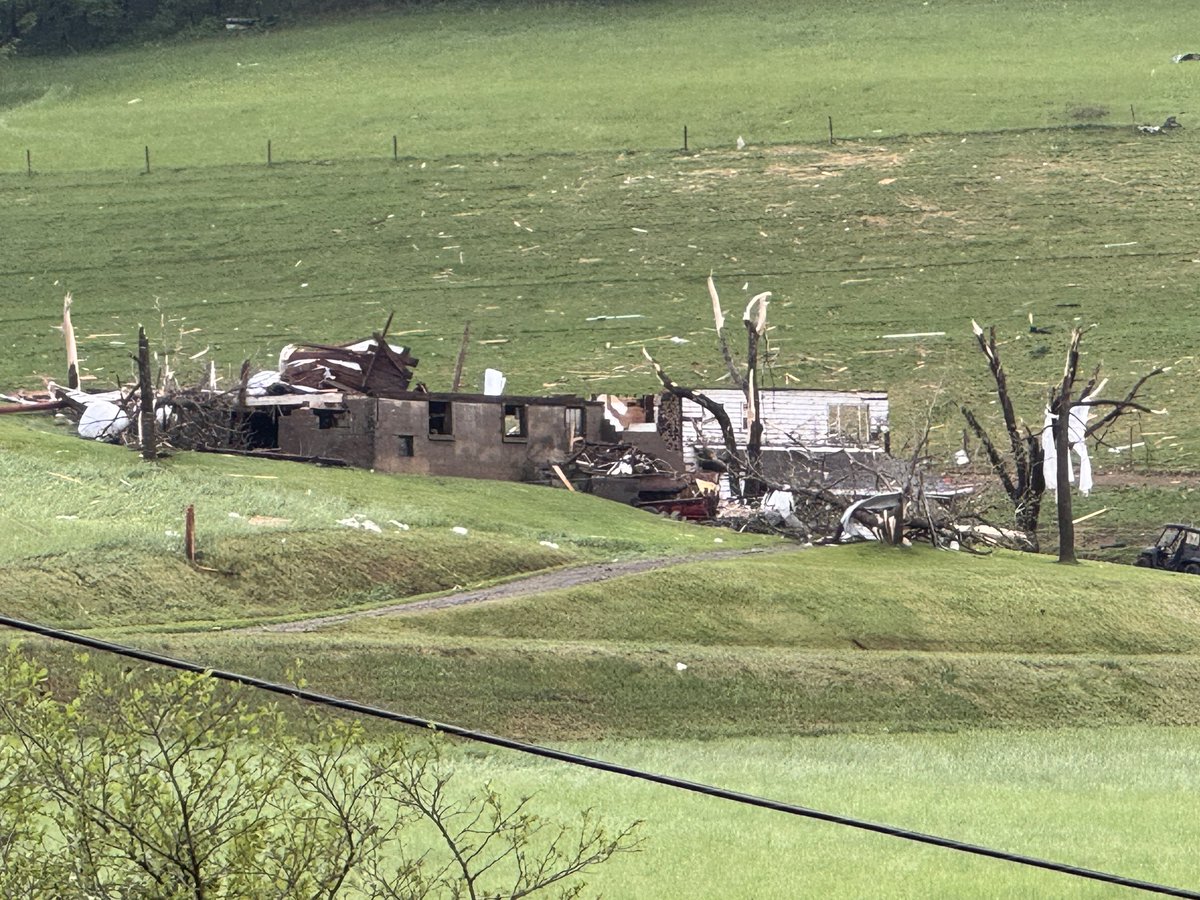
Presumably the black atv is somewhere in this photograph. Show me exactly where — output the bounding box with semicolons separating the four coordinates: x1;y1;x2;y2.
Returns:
1134;524;1200;574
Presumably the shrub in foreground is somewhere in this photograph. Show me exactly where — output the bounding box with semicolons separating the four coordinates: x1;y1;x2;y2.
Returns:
0;645;641;898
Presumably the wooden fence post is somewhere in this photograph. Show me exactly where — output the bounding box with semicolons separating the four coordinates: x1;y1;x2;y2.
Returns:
185;504;196;563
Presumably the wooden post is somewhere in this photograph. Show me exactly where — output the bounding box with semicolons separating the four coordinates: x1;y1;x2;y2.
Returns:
25;149;31;176
393;134;398;161
451;321;471;391
236;359;251;410
137;326;157;461
1130;104;1137;134
184;504;196;563
683;125;688;152
144;145;150;175
828;116;834;145
231;359;251;449
267;139;272;167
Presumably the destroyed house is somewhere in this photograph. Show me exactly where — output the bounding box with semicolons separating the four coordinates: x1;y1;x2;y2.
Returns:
606;387;890;494
264;391;607;481
677;387;889;463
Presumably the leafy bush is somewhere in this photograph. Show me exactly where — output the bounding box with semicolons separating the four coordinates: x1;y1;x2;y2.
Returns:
0;645;641;898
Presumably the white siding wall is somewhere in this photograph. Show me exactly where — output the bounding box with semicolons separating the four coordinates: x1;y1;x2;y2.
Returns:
679;389;888;469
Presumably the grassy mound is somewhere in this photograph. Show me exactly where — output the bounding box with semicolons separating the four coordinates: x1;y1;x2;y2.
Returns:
0;417;772;630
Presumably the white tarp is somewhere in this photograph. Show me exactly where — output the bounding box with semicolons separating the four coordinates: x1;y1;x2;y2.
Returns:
1042;404;1093;496
761;490;795;516
78;400;131;441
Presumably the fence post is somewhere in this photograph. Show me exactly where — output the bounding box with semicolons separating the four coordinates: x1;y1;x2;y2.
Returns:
267;139;272;167
828;116;834;145
26;149;31;176
137;326;157;462
683;125;688;152
393;134;398;161
144;145;151;175
185;504;196;563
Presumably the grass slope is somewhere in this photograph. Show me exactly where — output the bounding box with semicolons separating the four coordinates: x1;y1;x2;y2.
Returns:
365;544;1200;655
0;417;771;629
6;417;1200;740
137;543;1200;741
0;134;1195;467
0;0;1197;483
1;0;1197;167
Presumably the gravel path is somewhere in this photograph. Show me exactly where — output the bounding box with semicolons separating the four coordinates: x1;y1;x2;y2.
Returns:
263;545;794;633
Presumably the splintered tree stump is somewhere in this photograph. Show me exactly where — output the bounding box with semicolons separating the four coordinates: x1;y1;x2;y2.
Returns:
137;326;157;461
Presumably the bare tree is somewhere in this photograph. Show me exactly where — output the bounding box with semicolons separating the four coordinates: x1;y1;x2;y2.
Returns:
962;321;1164;557
643;276;770;498
645;277;975;548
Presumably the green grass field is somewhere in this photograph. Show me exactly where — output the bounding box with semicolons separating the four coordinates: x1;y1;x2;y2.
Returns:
5;2;1200;896
6;410;1200;896
2;0;1199;476
455;729;1200;898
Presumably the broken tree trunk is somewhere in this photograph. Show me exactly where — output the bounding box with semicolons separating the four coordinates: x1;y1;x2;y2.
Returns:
708;275;745;390
742;292;770;497
137;326;157;462
451;321;471;392
643;346;744;493
962;322;1047;550
63;292;79;390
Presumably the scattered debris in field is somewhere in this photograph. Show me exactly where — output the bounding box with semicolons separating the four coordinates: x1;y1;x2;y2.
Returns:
1137;115;1182;135
336;515;382;533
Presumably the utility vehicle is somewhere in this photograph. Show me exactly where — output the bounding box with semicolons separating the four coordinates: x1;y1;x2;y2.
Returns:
1134;524;1200;573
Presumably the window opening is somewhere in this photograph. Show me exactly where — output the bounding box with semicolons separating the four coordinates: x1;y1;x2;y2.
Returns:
828;403;871;445
503;403;528;439
428;400;453;436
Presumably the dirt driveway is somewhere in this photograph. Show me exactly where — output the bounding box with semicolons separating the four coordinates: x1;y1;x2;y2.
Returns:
264;546;794;633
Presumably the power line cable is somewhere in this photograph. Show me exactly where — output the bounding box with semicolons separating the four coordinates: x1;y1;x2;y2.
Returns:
0;613;1196;898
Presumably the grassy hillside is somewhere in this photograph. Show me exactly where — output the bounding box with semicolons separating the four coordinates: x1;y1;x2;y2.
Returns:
0;0;1198;481
1;133;1195;467
0;417;771;629
2;0;1197;167
0;0;1195;744
5;416;1200;742
4;5;1200;896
